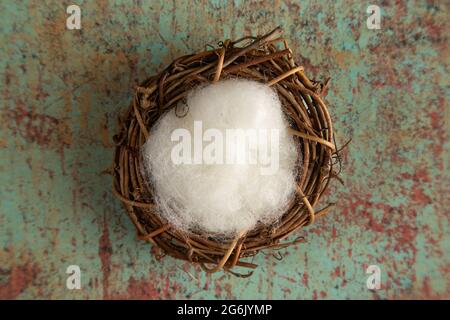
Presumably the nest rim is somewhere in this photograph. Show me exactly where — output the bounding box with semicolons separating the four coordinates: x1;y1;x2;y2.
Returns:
112;27;338;276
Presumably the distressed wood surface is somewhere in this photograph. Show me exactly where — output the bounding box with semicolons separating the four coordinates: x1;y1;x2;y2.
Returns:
0;1;448;299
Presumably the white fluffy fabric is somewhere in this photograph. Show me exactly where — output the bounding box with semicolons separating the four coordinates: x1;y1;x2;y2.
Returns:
142;79;298;236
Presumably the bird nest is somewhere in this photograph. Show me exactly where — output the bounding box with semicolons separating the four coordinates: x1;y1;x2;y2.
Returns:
112;27;339;276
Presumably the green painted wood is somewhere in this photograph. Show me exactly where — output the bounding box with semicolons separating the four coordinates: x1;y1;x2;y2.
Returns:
0;0;448;299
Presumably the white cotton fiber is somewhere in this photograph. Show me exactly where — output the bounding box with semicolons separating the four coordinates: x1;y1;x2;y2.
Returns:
142;79;299;237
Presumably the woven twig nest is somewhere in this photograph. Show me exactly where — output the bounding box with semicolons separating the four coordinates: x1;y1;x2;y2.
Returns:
113;27;338;276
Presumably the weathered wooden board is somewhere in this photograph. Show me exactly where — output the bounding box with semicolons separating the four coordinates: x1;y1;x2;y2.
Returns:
0;1;448;299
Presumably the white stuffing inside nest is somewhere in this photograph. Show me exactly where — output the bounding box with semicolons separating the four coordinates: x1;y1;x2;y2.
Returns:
142;79;299;237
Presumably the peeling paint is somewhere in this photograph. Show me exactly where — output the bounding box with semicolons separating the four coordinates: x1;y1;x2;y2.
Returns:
0;1;448;299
